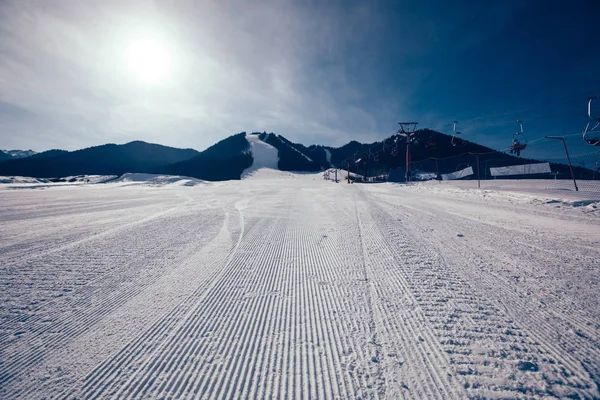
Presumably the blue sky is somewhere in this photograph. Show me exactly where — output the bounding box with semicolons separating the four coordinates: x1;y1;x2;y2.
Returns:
0;0;599;162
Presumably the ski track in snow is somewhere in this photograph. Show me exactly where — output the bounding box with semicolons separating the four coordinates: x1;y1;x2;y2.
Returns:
0;174;599;399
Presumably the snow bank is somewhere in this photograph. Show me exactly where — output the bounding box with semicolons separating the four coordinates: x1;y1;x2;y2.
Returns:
0;175;117;188
242;168;321;181
241;133;279;178
0;176;50;184
111;173;205;187
63;175;117;184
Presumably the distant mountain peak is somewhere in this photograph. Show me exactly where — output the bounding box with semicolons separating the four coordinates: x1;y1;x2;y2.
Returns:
1;149;37;159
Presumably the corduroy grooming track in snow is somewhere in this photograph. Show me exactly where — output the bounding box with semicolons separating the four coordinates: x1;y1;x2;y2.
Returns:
0;173;599;399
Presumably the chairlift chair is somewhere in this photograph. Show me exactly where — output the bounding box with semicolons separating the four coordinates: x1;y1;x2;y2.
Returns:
583;97;600;146
509;120;527;156
451;121;467;148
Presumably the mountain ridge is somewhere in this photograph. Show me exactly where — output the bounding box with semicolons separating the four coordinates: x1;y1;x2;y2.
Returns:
0;131;593;181
0;141;199;178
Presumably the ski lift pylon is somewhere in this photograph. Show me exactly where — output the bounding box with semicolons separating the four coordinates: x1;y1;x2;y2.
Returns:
398;122;419;144
583;97;600;146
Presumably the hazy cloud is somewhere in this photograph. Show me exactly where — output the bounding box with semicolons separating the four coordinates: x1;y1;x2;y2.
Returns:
0;0;405;151
0;0;597;157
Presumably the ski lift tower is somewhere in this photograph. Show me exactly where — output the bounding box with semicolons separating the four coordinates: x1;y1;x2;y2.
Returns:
398;122;419;182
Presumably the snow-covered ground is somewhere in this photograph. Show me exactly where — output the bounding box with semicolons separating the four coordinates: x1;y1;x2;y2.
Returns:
0;173;599;399
111;173;206;186
433;179;600;202
0;175;116;186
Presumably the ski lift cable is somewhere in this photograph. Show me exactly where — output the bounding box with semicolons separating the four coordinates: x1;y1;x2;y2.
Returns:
542;150;599;160
444;89;600;127
442;106;585;137
342;130;406;165
432;89;599;139
439;110;584;137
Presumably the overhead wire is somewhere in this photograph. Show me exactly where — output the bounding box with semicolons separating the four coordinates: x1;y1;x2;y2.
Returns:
443;88;600;126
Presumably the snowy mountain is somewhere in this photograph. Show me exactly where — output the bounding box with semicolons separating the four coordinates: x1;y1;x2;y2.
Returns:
158;132;320;181
1;149;37;159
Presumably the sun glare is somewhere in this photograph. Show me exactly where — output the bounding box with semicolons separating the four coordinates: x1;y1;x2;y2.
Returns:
124;35;171;84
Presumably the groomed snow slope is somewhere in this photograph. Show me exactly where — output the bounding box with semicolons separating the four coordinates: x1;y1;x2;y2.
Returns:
0;177;599;399
242;133;279;178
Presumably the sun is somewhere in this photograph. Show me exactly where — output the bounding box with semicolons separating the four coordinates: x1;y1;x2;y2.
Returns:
124;34;171;85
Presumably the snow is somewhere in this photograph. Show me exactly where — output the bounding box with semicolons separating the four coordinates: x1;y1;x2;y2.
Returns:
111;173;205;186
1;149;37;158
431;178;600;202
0;175;116;187
0;176;50;184
324;148;333;167
242;133;279;178
63;175;117;184
1;175;599;399
242;168;318;180
0;174;205;189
